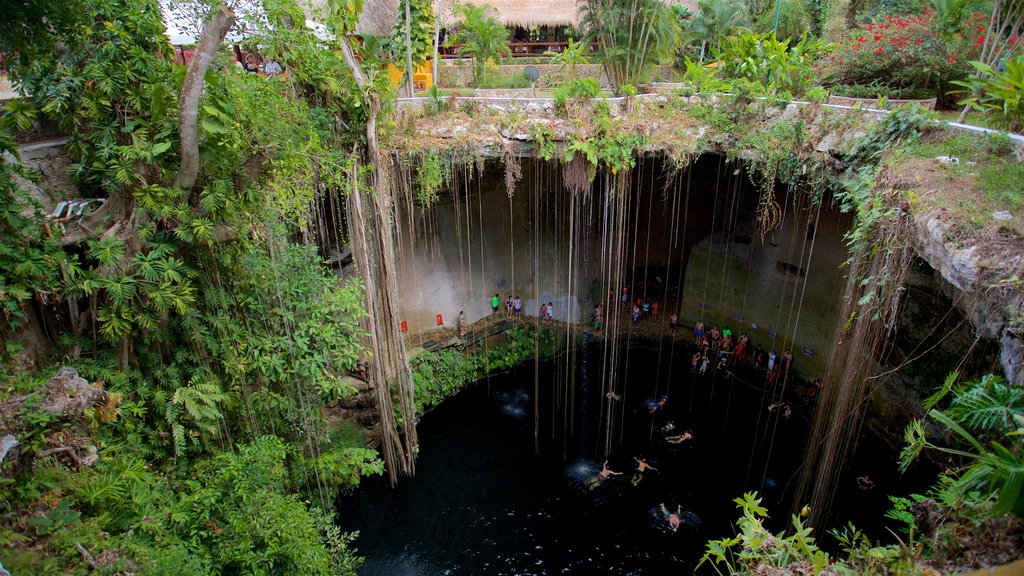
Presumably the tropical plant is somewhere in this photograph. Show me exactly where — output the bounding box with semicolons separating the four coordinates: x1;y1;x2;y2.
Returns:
952;55;1024;133
389;0;436;87
581;0;681;88
445;2;509;86
685;0;752;61
953;0;1024;121
900;373;1024;516
755;0;811;43
713;31;832;96
0;127;61;335
698;492;831;575
546;37;591;80
553;77;602;115
821;8;983;98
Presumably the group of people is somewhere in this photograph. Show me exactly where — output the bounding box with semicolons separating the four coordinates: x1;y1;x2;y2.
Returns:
593;418;694;533
240;53;283;75
689;320;799;386
485;294;555;321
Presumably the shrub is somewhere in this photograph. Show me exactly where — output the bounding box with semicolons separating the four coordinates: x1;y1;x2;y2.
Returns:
821;9;985;98
553;77;602;114
712;32;831;97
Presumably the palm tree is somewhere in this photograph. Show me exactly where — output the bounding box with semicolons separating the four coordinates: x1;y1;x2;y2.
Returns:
446;3;509;87
580;0;680;89
686;0;751;61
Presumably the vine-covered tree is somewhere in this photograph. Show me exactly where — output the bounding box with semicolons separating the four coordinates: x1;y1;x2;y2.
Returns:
581;0;681;88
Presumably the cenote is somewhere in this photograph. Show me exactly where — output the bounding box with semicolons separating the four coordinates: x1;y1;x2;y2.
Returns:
7;4;1024;575
334;151;990;574
340;345;935;575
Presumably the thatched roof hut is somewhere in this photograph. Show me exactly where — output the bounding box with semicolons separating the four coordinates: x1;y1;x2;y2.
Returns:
307;0;402;37
308;0;701;37
436;0;699;28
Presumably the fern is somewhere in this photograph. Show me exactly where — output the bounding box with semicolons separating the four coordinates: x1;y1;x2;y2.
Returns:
947;375;1024;437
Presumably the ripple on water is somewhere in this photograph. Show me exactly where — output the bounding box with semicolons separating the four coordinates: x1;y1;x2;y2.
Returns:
498;388;530;418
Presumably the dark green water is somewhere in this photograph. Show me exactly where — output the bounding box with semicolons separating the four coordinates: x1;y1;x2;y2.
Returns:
337;340;900;575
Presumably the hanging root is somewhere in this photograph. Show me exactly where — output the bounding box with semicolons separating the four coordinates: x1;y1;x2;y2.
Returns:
757;186;783;241
501;143;522;199
563;154;593;196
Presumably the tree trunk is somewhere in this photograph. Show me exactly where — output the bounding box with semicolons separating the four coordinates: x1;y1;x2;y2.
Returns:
339;36;418;485
174;5;235;191
432;0;443;88
404;0;415;97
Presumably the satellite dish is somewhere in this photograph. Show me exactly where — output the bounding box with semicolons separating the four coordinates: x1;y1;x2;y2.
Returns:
523;65;540;85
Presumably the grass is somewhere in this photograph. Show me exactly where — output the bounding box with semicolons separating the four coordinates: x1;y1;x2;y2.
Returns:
416;88;616;98
933;109;1003;131
900;129;1024;232
329;421;368;449
976;162;1024;212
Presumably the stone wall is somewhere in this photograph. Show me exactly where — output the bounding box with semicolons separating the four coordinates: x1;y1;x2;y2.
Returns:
438;63;607;88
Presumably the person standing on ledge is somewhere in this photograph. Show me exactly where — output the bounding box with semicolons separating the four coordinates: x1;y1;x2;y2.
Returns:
458;310;466;337
492;293;500;315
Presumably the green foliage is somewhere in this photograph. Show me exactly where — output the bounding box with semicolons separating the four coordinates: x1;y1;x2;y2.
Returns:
414;151;452;205
849;104;932;166
712;32;832;97
411;327;562;413
546;37;591;80
685;0;752;59
952;55;1024;133
679;61;733;93
581;0;681;87
553;77;602;115
822;8;981;97
900;373;1024;517
0;127;62;334
15;0;176;194
754;0;811;43
389;0;436;70
531;123;559;161
1;0;385;572
698;492;830;575
446;3;510;87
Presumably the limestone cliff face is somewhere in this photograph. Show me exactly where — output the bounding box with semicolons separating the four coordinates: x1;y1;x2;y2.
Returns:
909;212;1023;385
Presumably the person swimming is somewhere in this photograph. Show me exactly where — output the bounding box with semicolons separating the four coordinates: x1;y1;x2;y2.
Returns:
632;457;657;485
648;396;667;414
599;460;622;480
660;503;682;532
768;402;792;419
665;430;694;444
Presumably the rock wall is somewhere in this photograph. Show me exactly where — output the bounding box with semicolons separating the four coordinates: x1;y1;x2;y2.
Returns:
909;214;1024;385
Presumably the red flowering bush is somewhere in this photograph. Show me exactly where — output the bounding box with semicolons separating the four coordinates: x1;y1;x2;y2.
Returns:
821;10;987;99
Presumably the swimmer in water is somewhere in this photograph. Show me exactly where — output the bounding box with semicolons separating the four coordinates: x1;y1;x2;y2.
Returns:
666;430;694;444
768;402;792;419
599;460;622;480
660;420;675;433
857;475;875;491
632;457;657;486
660;503;682;532
648;396;667;414
606;391;622;401
634;457;657;473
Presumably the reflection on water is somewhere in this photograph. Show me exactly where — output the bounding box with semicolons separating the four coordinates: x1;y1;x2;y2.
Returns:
338;344;814;575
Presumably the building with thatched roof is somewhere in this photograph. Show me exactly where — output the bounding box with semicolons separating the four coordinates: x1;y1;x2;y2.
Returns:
308;0;702;37
306;0;403;37
435;0;699;28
